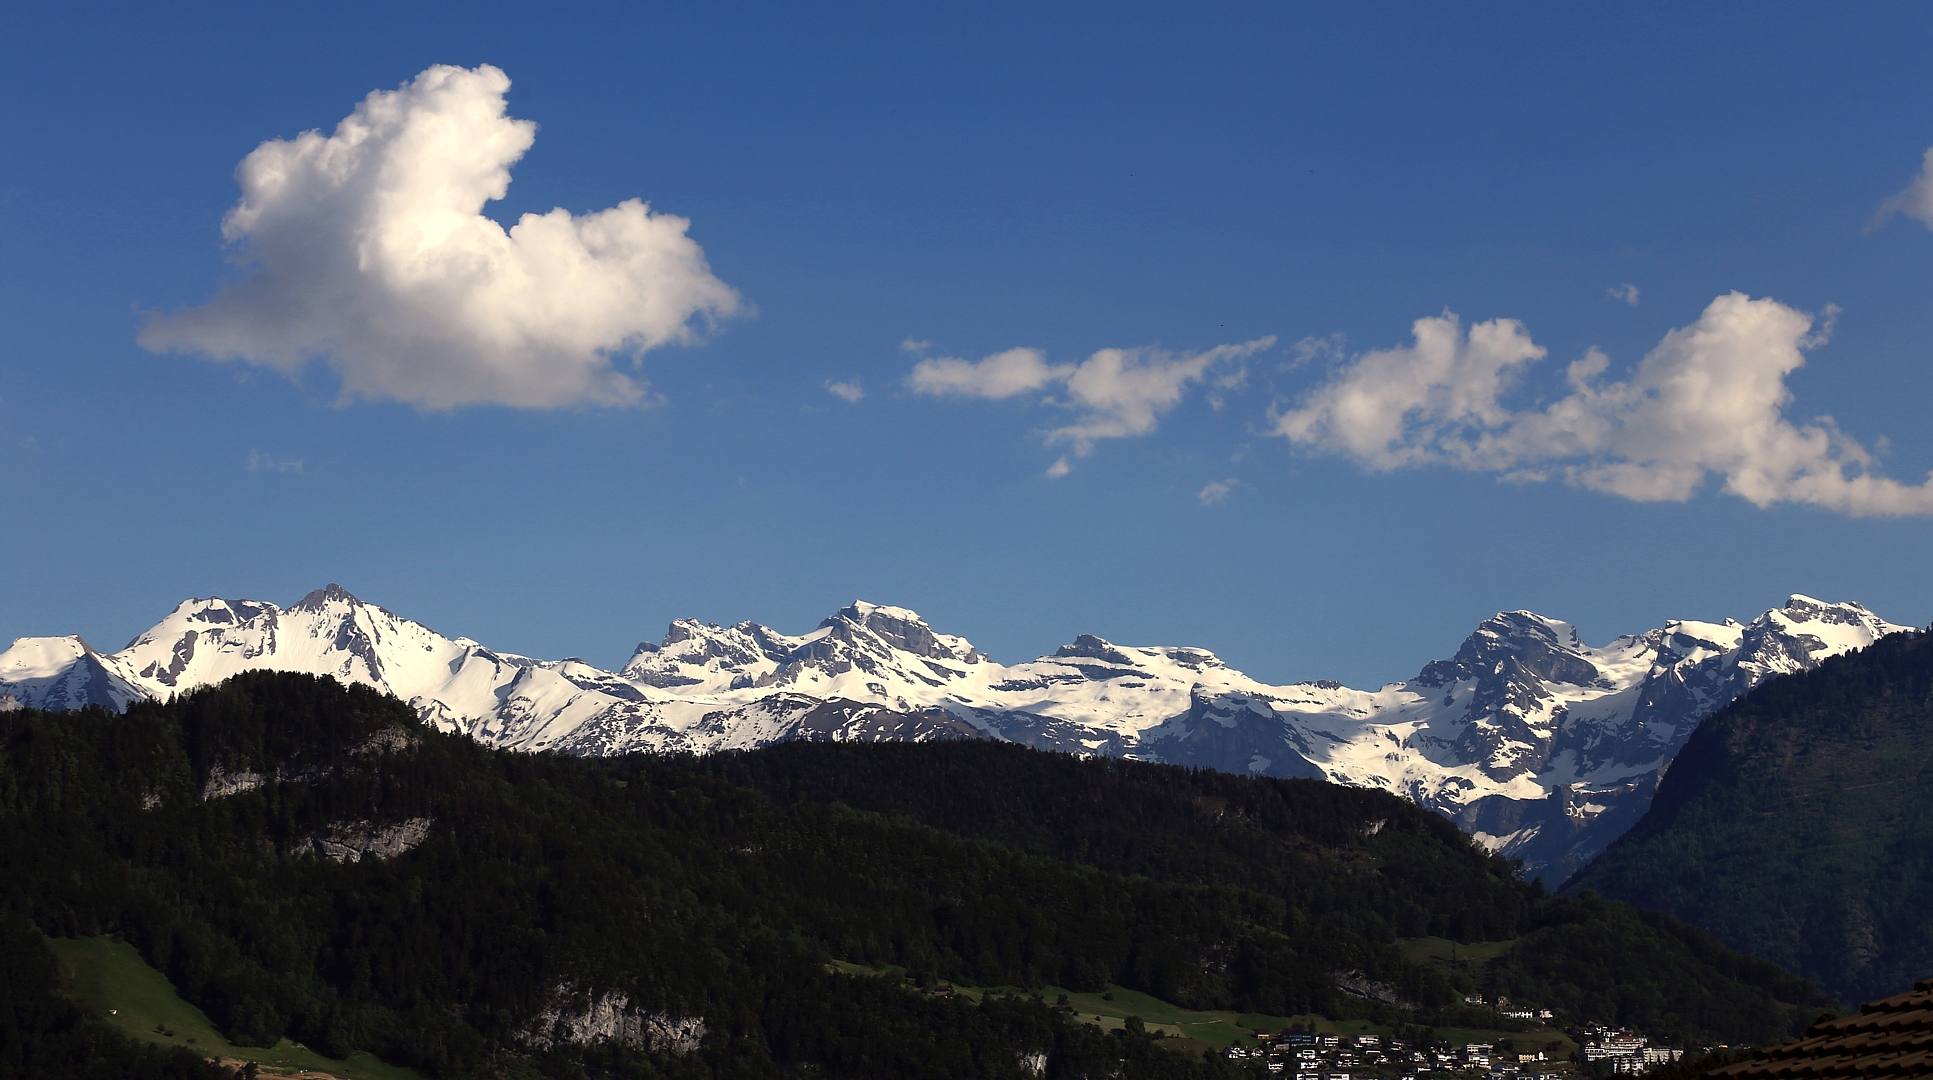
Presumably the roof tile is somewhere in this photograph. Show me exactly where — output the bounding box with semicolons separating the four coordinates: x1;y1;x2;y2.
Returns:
1708;977;1933;1079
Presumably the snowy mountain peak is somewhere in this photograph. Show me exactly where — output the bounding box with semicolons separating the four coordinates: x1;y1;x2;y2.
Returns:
821;601;984;664
1727;595;1902;682
829;600;921;625
1411;610;1595;690
619;601;990;697
1781;593;1867;620
1764;594;1891;637
106;585;483;705
624;619;796;690
0;635;144;712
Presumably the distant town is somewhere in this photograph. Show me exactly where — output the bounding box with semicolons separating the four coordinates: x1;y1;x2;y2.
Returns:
1221;998;1696;1080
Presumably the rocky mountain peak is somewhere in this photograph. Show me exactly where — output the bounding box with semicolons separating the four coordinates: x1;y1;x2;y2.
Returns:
1054;635;1137;666
622;618;791;688
1721;596;1901;681
1411;611;1596;690
291;583;363;612
1778;593;1871;625
821;601;960;662
177;596;279;628
657;619;701;646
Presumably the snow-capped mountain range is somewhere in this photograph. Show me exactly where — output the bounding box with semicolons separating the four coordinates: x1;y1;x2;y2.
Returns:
0;586;1908;877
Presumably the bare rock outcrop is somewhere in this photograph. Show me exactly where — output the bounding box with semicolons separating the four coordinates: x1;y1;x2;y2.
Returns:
302;818;433;863
523;985;706;1055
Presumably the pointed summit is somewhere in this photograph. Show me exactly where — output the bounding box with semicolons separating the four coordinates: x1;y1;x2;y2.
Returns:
291;583;363;612
0;635;146;712
1054;635;1137;665
823;601;966;661
1411;610;1594;689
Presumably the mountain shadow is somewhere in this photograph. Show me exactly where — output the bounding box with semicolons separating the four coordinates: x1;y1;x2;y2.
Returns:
1565;628;1933;1007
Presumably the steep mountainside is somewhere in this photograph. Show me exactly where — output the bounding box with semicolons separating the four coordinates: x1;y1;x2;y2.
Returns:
0;586;1905;876
1;673;1830;1080
1565;628;1933;1007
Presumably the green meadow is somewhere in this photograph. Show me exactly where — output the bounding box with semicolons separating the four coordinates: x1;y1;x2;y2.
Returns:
825;959;1571;1061
49;936;422;1080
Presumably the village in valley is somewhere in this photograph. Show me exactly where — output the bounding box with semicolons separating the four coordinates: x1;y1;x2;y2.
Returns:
1216;993;1691;1080
902;952;1711;1080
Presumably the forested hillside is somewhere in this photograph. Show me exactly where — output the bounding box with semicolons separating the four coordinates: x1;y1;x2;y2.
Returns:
693;743;1828;1037
1566;628;1933;1007
2;673;1830;1078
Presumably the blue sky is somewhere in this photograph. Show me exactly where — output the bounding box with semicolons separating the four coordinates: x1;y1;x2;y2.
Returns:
4;2;1932;688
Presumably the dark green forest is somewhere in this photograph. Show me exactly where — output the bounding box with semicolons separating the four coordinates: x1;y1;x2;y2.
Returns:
1566;627;1933;1007
1;673;1830;1078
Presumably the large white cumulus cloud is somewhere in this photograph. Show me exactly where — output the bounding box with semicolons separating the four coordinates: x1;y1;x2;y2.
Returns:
141;64;741;409
1274;293;1933;517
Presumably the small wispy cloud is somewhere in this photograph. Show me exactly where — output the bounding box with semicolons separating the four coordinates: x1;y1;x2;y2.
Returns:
899;338;932;355
1197;478;1238;504
908;337;1276;471
908;347;1056;400
1287;333;1347;368
248;450;305;474
1871;147;1933;231
1607;283;1640;306
1045;456;1071;478
826;380;864;403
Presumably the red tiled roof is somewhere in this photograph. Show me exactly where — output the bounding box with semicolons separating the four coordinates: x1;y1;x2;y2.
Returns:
1709;978;1933;1078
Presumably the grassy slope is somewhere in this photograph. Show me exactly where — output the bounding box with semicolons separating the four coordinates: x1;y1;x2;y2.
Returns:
1398;938;1518;966
826;955;1574;1059
50;937;421;1080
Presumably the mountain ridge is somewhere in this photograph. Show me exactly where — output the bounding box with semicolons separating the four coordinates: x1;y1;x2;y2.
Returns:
0;586;1907;877
1562;626;1933;1006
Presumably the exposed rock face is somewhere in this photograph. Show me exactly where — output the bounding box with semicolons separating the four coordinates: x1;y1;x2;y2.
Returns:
0;586;1907;876
351;726;415;755
1330;969;1416;1009
523;986;705;1055
200;764;267;800
302;818;434;863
